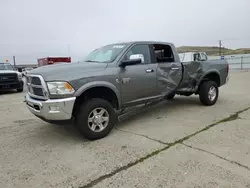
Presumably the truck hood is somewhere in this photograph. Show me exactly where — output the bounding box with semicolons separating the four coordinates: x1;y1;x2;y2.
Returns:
0;70;18;74
29;62;108;81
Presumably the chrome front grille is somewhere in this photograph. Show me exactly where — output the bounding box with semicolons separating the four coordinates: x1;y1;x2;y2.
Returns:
26;75;48;100
0;73;18;83
31;77;41;85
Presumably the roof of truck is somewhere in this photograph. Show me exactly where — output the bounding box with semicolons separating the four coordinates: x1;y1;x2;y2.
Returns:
109;41;174;46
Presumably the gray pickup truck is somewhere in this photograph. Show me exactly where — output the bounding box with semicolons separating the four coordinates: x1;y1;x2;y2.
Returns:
25;41;229;140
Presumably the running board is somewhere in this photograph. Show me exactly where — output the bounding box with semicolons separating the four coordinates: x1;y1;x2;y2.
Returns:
117;98;164;122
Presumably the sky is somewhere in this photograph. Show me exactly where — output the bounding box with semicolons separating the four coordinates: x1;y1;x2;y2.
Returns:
0;0;250;64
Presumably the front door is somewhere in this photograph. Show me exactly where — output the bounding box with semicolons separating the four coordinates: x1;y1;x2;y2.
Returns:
119;44;158;107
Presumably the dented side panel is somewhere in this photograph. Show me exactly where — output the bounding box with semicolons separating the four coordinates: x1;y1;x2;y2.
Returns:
177;61;203;92
176;59;229;93
156;62;183;96
156;59;228;96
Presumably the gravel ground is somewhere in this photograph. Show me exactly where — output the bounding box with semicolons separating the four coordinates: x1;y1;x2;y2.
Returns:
0;71;250;188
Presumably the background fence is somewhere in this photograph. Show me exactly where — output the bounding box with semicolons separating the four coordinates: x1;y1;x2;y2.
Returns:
209;55;250;70
225;56;250;70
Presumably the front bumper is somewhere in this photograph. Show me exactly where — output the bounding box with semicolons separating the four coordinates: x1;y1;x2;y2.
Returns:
25;94;76;121
0;80;23;90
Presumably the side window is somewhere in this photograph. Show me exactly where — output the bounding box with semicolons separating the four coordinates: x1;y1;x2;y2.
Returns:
153;44;175;63
200;53;208;61
193;53;201;61
124;44;151;63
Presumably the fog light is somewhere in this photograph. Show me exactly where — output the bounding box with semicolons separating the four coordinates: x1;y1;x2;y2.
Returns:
49;106;60;112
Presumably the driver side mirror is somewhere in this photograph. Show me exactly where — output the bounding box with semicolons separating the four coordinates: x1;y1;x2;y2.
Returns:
119;54;144;67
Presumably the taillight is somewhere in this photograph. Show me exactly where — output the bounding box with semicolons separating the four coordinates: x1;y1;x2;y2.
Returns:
226;64;229;73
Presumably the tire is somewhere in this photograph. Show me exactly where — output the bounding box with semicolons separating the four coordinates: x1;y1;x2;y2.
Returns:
199;81;219;106
75;98;116;140
165;92;175;100
17;87;23;92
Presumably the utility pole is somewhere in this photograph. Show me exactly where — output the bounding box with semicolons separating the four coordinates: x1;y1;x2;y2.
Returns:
219;40;222;56
13;56;16;68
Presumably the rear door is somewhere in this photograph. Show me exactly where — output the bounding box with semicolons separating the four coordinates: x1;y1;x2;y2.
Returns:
151;44;183;96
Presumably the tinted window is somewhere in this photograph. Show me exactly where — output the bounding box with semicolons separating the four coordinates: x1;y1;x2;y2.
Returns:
153;44;174;63
124;44;151;63
193;53;201;61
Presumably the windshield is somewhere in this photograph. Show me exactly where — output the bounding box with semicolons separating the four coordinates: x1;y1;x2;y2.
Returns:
83;43;127;63
0;63;14;70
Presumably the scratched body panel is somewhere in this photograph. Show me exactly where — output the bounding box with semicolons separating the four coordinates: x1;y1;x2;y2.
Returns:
156;62;183;96
177;61;202;92
177;59;229;93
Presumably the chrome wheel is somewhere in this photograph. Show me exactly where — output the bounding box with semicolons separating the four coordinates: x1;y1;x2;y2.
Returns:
208;86;217;101
88;108;109;132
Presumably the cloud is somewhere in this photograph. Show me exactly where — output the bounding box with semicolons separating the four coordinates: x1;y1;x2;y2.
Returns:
0;0;249;63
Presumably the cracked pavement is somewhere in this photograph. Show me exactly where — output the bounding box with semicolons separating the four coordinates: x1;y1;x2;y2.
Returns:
1;71;250;188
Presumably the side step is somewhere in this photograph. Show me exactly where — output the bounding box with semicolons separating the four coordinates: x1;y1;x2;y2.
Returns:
117;98;164;122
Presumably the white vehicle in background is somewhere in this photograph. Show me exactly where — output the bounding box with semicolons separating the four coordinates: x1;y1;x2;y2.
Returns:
22;67;33;77
0;62;24;92
179;52;208;62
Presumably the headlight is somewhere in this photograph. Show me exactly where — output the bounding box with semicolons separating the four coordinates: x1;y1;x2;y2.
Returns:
47;82;75;95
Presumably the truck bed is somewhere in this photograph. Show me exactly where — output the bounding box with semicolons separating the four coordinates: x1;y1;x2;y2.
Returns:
176;59;229;93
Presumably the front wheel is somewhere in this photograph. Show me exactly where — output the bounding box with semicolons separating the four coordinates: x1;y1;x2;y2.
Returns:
75;98;116;140
199;81;219;106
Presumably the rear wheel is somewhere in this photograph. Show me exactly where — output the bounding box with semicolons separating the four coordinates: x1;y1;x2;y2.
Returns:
199;81;219;106
75;98;116;140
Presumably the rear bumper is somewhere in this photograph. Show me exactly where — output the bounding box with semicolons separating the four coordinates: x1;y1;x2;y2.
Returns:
0;80;23;90
25;94;76;121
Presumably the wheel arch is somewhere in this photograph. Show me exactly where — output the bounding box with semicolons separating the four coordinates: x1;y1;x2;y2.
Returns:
72;81;121;117
195;70;221;93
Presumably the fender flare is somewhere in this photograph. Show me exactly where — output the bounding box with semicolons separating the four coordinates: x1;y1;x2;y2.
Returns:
74;81;121;108
194;70;221;92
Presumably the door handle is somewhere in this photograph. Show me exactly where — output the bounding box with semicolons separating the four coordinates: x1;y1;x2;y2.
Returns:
145;69;154;73
171;67;180;70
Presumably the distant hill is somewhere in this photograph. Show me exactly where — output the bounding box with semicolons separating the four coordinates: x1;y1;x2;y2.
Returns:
177;46;250;56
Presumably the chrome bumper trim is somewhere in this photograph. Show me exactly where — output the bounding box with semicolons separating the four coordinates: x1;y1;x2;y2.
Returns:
25;94;76;121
